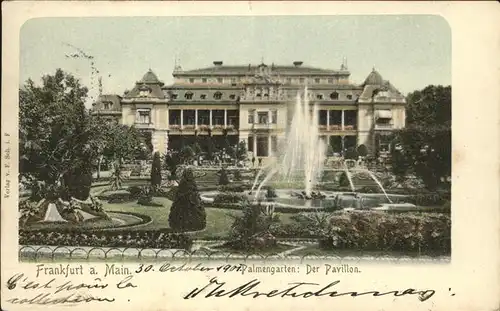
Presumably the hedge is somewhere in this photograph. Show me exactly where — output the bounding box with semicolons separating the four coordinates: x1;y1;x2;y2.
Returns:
19;228;192;249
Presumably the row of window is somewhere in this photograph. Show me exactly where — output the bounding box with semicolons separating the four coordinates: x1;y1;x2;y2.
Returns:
248;110;278;124
167;91;353;101
185;77;344;84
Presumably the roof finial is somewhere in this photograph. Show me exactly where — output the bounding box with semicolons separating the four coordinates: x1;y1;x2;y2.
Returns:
372;65;376;72
174;55;182;72
261;56;264;64
341;56;348;70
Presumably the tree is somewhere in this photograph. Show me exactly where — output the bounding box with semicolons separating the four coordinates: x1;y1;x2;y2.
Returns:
164;151;181;180
179;145;195;164
151;151;162;191
219;168;230;185
168;169;206;231
391;85;451;190
235;141;248;162
19;69;103;200
357;144;368;157
100;123;149;165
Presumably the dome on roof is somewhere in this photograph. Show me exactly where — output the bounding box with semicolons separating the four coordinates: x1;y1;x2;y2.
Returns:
140;69;162;84
363;68;384;86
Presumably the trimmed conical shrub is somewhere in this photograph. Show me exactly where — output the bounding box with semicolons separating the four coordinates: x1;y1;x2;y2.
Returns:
151;151;162;190
168;169;206;231
218;168;229;185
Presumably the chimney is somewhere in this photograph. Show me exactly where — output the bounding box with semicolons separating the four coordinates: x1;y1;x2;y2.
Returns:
213;61;223;66
293;61;303;67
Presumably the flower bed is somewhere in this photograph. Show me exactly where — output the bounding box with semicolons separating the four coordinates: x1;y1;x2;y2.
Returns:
319;211;451;254
19;228;192;249
213;192;248;204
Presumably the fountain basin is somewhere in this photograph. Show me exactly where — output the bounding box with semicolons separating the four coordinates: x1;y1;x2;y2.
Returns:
201;189;412;210
372;203;417;211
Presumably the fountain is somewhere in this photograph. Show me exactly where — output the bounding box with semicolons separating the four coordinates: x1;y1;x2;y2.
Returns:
250;87;326;200
227;87;417;211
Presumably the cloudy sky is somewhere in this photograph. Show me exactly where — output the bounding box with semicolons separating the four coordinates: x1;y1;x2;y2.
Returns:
20;15;451;106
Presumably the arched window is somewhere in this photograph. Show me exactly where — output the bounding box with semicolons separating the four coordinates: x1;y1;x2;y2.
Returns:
330;91;339;100
214;92;223;100
185;92;193;100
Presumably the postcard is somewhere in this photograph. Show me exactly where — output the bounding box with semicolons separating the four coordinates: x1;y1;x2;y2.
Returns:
1;1;499;311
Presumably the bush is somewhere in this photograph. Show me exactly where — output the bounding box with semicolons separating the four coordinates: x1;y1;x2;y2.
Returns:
162;187;178;200
357;144;368;157
233;170;242;181
320;211;451;255
19;229;192;249
213;192;247;204
406;192;449;206
169;169;206;231
265;186;278;199
338;172;350;187
64;172;93;200
98;190;134;203
219;184;247;193
128;185;143;199
151;152;162;190
218;168;230;186
226;203;280;251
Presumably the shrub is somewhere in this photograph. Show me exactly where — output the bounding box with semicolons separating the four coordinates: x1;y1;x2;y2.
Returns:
226;203;280;250
151;152;162;191
320;211;451;255
233;170;242;181
218;168;230;186
357;144;368;157
265;186;278;199
406;193;449;206
163;187;178;201
219;184;247;193
168;169;206;231
213;192;247;204
128;185;143;198
338;172;351;187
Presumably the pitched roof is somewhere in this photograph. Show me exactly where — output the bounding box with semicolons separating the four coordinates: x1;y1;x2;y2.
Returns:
124;69;166;99
139;69;164;85
363;68;384;86
175;63;348;76
359;69;405;102
92;94;122;111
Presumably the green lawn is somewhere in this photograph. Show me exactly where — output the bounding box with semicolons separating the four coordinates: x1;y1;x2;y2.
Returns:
102;197;297;238
102;197;241;238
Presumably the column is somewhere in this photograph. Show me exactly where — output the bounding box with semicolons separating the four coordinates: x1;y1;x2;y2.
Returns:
209;110;213;127
268;135;272;157
224;109;227;127
327;110;330;128
341;110;345;130
195;109;198;127
180;109;184;128
341;136;345;155
253;134;258;157
166;109;169;128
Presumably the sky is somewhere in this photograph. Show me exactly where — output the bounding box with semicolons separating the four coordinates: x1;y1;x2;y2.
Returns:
20;15;451;107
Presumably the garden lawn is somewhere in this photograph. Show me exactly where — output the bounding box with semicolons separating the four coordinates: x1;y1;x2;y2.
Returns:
102;197;172;230
102;198;254;238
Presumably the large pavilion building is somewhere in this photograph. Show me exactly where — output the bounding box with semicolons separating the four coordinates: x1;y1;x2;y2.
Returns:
92;60;406;159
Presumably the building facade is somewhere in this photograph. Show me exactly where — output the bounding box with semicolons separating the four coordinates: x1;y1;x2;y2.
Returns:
92;60;406;158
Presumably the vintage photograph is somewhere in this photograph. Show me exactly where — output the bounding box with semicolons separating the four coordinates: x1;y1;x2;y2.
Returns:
17;15;452;261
